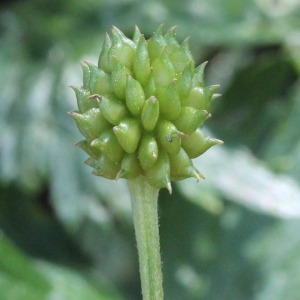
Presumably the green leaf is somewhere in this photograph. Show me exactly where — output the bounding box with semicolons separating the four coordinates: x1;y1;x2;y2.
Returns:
0;236;51;300
0;236;122;300
178;143;300;218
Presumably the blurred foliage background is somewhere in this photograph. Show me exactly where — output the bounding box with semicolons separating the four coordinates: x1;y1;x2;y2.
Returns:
1;0;300;299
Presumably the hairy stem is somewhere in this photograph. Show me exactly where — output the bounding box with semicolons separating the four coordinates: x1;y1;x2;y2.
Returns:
127;176;163;300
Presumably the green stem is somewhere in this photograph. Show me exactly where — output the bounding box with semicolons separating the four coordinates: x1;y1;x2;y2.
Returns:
127;176;163;300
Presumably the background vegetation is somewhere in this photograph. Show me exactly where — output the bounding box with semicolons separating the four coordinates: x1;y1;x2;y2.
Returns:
1;0;300;299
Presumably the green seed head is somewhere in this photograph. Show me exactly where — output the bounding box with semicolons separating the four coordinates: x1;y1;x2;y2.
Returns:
70;25;223;193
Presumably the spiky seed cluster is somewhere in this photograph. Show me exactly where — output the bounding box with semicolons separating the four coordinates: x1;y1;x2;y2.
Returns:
70;25;223;193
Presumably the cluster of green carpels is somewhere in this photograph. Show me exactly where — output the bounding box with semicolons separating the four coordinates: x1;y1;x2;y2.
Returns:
70;25;223;193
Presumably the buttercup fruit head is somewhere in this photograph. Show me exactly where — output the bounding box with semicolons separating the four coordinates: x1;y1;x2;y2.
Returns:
70;25;223;192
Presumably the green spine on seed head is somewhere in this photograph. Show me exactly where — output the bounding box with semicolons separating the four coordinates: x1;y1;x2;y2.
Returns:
92;155;121;179
76;140;101;160
117;153;143;180
132;26;142;45
95;94;129;125
134;35;151;86
111;57;132;99
69;108;109;140
126;75;145;116
113;26;137;52
70;25;223;192
113;118;142;154
138;132;159;171
141;96;159;131
182;87;209;110
169;37;194;74
169;148;204;181
173;107;209;135
85;157;97;168
143;75;156;98
98;33;112;72
164;26;180;54
87;63;113;95
192;61;207;87
156;119;185;155
145;150;172;193
108;26;136;70
91;129;124;162
81;62;91;90
156;79;181;121
205;85;220;100
151;51;175;88
176;62;193;100
147;24;166;61
71;86;92;113
181;128;223;159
